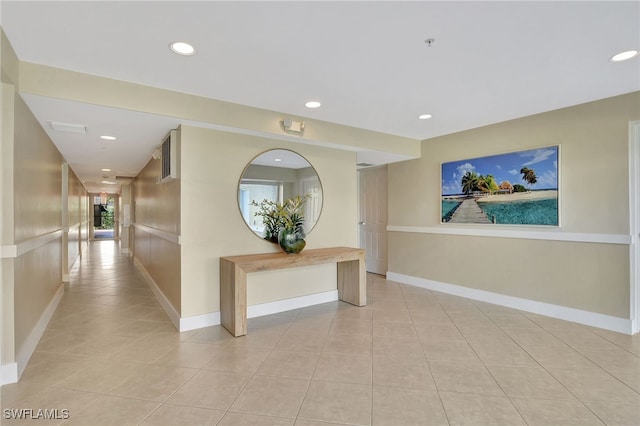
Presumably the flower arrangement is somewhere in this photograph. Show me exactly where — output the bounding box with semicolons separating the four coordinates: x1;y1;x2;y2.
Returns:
251;194;310;253
251;198;284;243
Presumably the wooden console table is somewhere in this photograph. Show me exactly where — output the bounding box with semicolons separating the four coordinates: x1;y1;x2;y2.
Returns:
220;247;366;337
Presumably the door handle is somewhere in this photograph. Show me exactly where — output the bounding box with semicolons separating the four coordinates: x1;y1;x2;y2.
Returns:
358;222;366;225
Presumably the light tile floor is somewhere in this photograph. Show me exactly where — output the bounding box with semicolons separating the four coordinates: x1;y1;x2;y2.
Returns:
2;241;640;425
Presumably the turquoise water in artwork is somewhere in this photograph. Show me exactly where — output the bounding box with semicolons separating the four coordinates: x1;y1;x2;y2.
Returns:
479;198;558;225
442;200;462;221
441;198;558;225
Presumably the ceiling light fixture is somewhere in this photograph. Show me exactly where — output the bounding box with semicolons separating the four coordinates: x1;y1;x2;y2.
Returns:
101;168;112;172
101;180;116;184
610;50;639;62
305;101;321;108
274;158;282;162
170;41;196;56
100;135;117;141
418;114;432;120
48;121;87;134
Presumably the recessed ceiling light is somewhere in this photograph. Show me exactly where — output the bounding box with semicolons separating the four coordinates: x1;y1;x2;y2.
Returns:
418;114;432;120
100;135;117;141
101;168;112;172
305;101;321;108
274;158;282;162
610;50;639;62
170;41;196;56
101;180;116;184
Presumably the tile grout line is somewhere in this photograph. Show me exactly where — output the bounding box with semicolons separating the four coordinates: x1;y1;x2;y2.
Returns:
400;283;452;426
480;308;614;425
435;292;532;425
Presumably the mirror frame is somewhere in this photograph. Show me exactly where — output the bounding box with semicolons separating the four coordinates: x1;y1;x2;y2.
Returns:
237;149;323;241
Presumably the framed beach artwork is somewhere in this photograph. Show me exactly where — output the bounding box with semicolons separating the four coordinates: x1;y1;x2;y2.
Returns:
441;146;559;226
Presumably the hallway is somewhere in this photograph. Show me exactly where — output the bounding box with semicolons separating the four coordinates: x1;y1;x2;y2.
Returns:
2;241;640;425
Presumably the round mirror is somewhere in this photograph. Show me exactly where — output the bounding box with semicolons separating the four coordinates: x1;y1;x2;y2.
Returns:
238;149;323;241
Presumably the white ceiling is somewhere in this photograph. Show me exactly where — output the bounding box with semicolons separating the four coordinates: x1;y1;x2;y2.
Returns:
2;1;639;193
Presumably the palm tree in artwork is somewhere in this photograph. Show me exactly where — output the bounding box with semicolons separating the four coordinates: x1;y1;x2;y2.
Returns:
461;171;480;195
520;167;538;190
477;174;499;194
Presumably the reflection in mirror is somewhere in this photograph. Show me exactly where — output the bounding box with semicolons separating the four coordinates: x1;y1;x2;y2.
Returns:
238;149;323;240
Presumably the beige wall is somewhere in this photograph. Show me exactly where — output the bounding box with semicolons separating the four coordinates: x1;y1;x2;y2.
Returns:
1;29;19;369
1;82;16;366
389;233;630;317
133;145;181;314
180;126;358;318
11;92;65;361
388;92;640;319
14;96;63;242
2;30;89;374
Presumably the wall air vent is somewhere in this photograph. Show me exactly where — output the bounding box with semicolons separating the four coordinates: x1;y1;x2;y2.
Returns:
160;129;179;182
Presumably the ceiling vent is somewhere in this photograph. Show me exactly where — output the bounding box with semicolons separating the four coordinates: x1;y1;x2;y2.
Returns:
47;121;87;134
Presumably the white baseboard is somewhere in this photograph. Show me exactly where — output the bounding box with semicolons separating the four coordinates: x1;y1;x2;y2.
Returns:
248;290;339;319
133;258;181;332
1;363;18;385
62;274;70;283
179;311;221;332
15;283;65;381
180;290;339;332
387;272;633;335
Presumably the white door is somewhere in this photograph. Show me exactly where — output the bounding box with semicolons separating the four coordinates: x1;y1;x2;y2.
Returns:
358;166;388;275
302;178;322;233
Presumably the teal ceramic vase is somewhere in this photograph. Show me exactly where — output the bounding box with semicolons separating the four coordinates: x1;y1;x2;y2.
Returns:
278;228;306;254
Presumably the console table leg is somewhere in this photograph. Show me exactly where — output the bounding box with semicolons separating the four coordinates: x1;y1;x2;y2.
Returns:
220;259;248;337
337;257;366;306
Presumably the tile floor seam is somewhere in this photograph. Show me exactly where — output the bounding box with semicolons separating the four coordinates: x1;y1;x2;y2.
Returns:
482;324;601;408
543;334;640;397
271;307;320;424
219;337;283;422
400;283;452;426
508;329;640;402
432;289;535;425
472;303;602;404
291;371;317;423
135;401;161;425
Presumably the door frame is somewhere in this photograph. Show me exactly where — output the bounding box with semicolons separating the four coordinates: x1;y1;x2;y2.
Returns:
630;121;640;334
357;165;388;275
89;192;118;240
